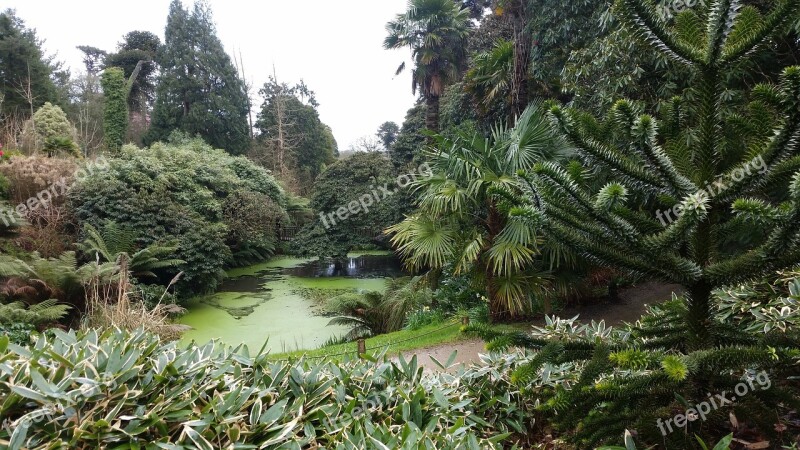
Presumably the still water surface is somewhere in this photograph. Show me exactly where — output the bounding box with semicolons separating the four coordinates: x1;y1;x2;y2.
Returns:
179;252;403;353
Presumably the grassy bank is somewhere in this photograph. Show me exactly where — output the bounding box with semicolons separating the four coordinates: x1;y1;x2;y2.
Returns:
268;320;525;361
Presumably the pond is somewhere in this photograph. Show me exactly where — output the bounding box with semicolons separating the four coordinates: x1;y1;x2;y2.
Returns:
178;251;404;353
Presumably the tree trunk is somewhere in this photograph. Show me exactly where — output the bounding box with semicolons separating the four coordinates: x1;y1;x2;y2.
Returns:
686;281;713;350
485;200;505;322
510;1;531;124
425;94;440;133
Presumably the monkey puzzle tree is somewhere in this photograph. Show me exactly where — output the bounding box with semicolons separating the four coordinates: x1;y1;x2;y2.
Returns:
476;0;800;446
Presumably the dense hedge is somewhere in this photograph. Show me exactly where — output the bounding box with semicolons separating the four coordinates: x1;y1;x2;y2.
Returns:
0;328;533;449
68;138;287;296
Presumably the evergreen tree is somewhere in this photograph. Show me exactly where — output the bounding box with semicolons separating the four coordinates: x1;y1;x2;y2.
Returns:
475;0;800;446
376;121;400;151
390;102;427;169
144;0;250;155
0;10;60;117
76;46;107;76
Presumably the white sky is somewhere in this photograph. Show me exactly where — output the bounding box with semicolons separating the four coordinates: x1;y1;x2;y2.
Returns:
8;0;418;150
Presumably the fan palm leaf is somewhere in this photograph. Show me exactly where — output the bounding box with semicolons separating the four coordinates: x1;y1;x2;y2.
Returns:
388;103;570;317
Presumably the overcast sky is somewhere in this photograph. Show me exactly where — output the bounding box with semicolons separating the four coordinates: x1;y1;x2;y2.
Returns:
9;0;418;150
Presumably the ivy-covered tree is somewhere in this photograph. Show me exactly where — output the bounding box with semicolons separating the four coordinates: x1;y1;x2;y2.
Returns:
144;0;250;155
100;68;127;152
104;31;161;113
477;0;800;446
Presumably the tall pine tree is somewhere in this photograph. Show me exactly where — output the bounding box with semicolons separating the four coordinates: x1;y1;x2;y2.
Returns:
0;10;60;118
144;0;250;155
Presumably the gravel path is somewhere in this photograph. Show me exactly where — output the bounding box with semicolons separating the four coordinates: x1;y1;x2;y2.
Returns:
401;282;682;372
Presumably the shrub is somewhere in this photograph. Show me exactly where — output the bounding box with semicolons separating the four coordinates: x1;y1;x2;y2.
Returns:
0;173;8;199
0;322;36;346
0;155;84;256
432;268;486;315
0;327;535;449
43;136;81;158
223;189;286;264
10;206;76;258
32;103;73;142
20;102;79;155
68;139;288;296
291;152;406;258
81;261;188;341
327;278;433;340
0;155;77;205
0;252;85;317
405;307;446;330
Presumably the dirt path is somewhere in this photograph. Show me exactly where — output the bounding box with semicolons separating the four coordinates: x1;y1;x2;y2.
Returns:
402;282;682;371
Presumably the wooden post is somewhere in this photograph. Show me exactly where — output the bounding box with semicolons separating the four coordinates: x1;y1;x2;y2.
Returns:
461;316;470;327
357;339;366;358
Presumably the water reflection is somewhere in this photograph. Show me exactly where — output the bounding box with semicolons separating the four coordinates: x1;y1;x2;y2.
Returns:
284;254;404;278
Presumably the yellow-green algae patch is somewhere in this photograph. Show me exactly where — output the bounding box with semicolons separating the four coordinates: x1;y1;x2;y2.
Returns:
179;257;392;354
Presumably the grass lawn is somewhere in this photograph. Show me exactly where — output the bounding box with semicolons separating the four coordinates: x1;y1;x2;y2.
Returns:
267;320;527;362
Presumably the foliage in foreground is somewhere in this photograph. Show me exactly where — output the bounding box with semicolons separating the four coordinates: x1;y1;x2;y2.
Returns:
474;271;800;447
0;327;536;449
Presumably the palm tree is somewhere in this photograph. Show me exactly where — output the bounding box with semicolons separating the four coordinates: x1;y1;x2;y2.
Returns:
387;104;571;319
384;0;471;132
327;277;431;340
327;291;392;341
78;222;184;280
465;39;513;119
503;0;531;120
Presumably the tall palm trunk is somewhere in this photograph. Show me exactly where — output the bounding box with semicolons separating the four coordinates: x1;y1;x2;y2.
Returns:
510;0;530;124
425;94;440;132
485;200;504;322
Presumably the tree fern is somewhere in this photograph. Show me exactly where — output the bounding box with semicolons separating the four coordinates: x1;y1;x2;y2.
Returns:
0;299;71;325
78;222;185;279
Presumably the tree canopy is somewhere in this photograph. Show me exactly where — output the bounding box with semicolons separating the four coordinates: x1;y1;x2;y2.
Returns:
144;0;250;155
0;10;61;117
